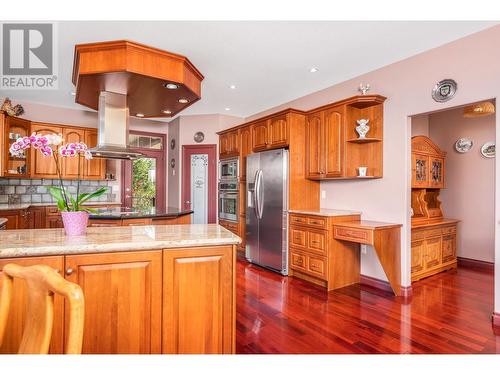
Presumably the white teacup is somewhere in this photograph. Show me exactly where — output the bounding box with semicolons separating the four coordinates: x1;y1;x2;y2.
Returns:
358;167;368;177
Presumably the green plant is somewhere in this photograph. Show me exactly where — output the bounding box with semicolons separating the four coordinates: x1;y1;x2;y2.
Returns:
132;158;156;211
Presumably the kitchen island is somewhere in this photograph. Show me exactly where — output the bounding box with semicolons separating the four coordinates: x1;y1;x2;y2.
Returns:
88;206;193;226
0;224;240;354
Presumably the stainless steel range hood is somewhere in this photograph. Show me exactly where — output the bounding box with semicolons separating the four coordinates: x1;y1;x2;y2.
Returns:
89;91;143;160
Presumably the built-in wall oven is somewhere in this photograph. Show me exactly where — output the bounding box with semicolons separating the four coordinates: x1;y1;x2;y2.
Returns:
218;180;239;222
219;158;239;180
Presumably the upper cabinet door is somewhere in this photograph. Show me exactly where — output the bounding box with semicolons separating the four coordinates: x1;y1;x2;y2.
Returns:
429;157;444;188
239;126;252;180
268;114;288;149
30;123;62;179
252;120;268;152
306;112;323;179
65;250;163;354
412;153;429;188
323;107;344;177
228;130;239;156
84;129;105;180
3;116;31;178
219;133;228;158
62;127;85;179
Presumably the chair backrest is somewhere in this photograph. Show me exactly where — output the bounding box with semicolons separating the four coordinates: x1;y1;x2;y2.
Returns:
0;263;84;354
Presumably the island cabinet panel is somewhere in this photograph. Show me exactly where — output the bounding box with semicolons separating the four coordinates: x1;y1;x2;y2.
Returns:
64;250;162;354
163;246;235;354
30;123;63;179
0;256;65;354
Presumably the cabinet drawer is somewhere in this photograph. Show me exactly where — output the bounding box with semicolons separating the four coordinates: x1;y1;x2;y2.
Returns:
411;230;425;241
46;206;61;216
442;226;456;235
306;217;326;229
289;250;307;272
333;226;373;245
307;255;327;280
307;230;327;255
290;227;307;248
289;215;307;225
425;228;442;238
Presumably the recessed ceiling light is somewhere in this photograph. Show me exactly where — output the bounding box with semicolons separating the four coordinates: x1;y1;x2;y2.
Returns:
135;113;145;118
164;83;178;90
309;67;319;73
229;85;236;89
70;92;76;96
162;110;172;115
178;98;189;104
224;107;231;111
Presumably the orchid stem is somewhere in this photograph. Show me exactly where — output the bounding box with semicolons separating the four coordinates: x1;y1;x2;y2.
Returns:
53;151;69;211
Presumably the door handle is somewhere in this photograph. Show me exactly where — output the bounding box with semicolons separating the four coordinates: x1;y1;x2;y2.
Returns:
253;170;261;219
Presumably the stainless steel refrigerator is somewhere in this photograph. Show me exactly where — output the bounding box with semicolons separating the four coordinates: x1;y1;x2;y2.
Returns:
246;148;288;275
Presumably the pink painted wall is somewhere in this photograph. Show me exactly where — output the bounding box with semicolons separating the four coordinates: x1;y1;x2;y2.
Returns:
411;114;429;137
428;107;495;263
235;25;500;303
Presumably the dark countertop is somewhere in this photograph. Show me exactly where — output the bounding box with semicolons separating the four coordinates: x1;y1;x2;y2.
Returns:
89;207;193;220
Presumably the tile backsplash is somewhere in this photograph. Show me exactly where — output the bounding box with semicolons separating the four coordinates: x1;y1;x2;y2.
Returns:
0;178;119;205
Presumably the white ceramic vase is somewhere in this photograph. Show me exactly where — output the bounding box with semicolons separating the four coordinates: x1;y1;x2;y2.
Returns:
355;119;370;139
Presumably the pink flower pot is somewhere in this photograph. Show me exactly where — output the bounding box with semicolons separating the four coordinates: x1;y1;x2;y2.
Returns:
61;211;89;236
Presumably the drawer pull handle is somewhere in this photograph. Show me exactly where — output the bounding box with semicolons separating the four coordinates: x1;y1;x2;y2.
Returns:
65;268;74;276
311;240;320;244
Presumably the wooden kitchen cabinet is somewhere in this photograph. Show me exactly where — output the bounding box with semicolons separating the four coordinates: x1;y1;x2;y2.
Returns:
0;209;22;229
163;246;235;354
64;250;163;354
2;115;31;178
30;122;63;179
239;125;252;181
219;129;239;159
306;112;323;179
62;127;85;179
252;115;289;152
251;120;269;152
0;256;65;354
84;129;105;180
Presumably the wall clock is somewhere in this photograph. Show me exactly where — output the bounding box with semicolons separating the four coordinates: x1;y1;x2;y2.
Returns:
432;79;457;102
194;131;205;143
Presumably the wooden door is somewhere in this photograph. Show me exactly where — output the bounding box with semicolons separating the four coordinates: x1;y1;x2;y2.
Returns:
163;246;234;354
324;107;343;177
306;112;323;179
268;114;288;149
252;120;269;152
412;153;429;188
429;157;445;188
228;130;239;155
239;125;252;181
64;250;162;354
62;127;85;179
411;240;425;274
30;123;62;179
28;206;46;229
3;116;31;178
84;129;105;180
0;256;65;354
219;133;229;158
424;237;441;269
441;234;456;263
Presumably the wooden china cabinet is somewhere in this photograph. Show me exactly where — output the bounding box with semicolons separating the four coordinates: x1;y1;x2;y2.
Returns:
411;136;458;281
1;115;31;178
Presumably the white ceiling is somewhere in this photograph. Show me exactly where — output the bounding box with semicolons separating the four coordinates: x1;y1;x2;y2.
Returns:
3;21;497;120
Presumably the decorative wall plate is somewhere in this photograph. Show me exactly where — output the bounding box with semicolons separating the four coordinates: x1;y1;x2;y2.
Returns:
481;142;495;158
194;131;205;143
170;138;176;150
432;79;457;102
454;138;473;153
170;158;176;168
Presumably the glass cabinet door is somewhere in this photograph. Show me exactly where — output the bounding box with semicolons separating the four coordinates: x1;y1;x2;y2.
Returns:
4;117;31;177
412;153;428;188
430;157;444;188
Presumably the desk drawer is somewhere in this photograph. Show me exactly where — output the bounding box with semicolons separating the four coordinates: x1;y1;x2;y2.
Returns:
333;226;373;245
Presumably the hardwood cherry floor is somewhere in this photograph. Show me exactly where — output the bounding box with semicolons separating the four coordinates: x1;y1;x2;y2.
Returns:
236;258;499;354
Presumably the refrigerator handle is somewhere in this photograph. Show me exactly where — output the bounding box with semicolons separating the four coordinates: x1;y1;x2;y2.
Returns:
253;169;261;219
256;169;264;219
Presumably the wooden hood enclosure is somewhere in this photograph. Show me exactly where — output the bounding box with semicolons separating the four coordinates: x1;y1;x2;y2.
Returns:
72;40;204;117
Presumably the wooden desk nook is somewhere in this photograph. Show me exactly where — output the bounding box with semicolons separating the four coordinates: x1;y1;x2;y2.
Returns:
333;220;402;296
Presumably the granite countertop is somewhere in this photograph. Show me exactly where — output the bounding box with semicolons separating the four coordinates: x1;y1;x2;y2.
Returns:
0;202;121;211
89;207;193;220
0;224;241;258
288;208;362;217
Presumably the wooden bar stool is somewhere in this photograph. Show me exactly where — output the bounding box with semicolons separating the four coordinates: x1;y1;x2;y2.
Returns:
0;264;84;354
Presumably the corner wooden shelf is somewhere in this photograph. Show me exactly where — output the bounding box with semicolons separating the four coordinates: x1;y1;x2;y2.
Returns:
346;138;382;144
